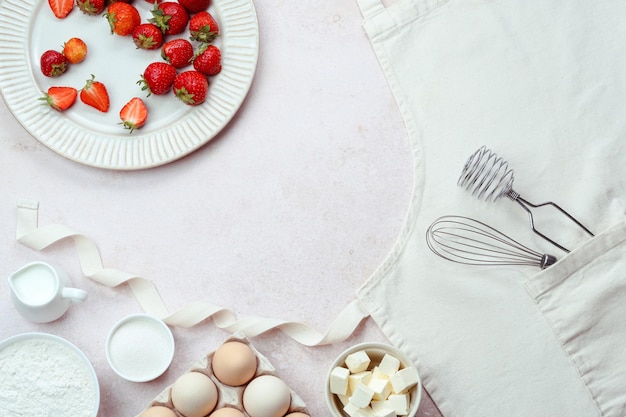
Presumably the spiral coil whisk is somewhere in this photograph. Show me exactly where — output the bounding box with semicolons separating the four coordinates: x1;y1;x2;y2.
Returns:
457;146;594;253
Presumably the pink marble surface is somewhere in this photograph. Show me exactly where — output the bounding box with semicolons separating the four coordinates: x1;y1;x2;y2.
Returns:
0;0;441;416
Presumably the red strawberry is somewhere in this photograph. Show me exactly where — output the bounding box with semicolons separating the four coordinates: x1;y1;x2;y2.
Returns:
173;70;208;105
48;0;73;18
76;0;104;15
106;2;141;36
119;97;148;133
62;37;88;64
149;2;189;36
161;38;194;69
189;11;219;43
132;23;164;50
138;62;177;96
80;75;110;112
178;0;210;14
39;86;78;111
193;44;221;76
40;50;69;77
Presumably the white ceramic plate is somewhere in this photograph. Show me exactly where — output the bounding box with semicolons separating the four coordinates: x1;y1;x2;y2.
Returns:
0;332;100;417
0;0;258;170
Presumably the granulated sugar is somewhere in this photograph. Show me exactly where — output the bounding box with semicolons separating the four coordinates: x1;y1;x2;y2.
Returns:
107;314;174;382
0;336;97;417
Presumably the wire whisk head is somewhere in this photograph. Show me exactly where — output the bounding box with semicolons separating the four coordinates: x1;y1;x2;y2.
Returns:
457;145;514;202
426;216;556;269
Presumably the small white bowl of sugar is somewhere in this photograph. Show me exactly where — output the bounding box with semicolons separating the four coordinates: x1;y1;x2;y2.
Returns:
106;313;175;382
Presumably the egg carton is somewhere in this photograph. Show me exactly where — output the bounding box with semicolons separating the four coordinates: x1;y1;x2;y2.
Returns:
138;333;309;417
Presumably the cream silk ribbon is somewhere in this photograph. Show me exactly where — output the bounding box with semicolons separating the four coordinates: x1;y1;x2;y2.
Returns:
15;200;370;346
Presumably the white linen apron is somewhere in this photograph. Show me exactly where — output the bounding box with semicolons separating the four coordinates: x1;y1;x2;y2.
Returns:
354;0;626;415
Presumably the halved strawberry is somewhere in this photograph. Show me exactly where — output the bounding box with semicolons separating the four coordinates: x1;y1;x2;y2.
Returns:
39;86;77;111
80;74;110;112
48;0;73;18
119;97;148;133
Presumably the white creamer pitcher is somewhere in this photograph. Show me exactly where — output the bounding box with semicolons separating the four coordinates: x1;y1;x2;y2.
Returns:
8;261;88;323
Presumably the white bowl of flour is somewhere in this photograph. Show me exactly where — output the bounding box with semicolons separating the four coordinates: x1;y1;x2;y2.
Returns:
0;332;100;417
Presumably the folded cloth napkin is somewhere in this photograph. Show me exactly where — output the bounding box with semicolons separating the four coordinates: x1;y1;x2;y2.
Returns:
353;0;626;415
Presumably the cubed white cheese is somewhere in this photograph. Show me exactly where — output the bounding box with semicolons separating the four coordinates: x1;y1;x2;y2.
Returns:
338;394;351;406
349;371;372;393
345;350;371;373
386;393;410;416
390;366;419;394
372;407;397;417
349;382;375;408
330;366;350;396
355;406;376;417
344;402;362;417
368;377;392;401
377;354;401;378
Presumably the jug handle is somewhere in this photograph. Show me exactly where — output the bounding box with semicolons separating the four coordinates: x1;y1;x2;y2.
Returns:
62;287;88;303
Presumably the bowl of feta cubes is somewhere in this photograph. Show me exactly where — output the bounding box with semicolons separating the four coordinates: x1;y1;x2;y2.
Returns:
325;342;422;417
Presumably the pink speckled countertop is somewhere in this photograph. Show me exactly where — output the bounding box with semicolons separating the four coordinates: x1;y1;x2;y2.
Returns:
0;0;442;416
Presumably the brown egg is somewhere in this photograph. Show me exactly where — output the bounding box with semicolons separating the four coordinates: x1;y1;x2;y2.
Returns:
212;341;257;386
284;414;310;417
171;372;219;417
209;408;246;417
139;406;177;417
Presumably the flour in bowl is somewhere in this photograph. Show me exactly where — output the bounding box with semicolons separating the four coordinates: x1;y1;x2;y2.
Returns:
0;336;98;417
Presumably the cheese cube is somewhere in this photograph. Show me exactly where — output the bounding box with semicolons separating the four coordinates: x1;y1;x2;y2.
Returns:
368;377;392;401
345;350;371;373
371;366;385;380
348;371;372;393
389;368;419;394
337;394;351;406
343;402;361;417
349;382;375;408
390;367;419;394
330;366;350;396
377;354;401;377
386;393;410;416
372;407;397;417
355;406;376;417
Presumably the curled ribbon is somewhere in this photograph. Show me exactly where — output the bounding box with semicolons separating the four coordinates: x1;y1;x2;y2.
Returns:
15;200;370;346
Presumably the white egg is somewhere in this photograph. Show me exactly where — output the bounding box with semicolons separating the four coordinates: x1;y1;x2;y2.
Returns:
243;375;291;417
171;372;219;417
